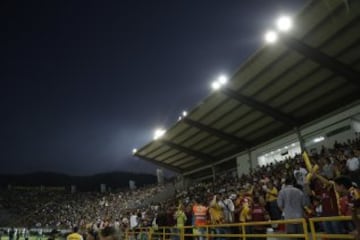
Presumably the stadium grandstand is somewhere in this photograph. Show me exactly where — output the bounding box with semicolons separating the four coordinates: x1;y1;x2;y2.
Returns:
131;0;360;238
1;0;360;240
134;0;360;182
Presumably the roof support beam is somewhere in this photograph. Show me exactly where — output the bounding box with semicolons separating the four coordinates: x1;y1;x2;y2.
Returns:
281;36;360;88
182;118;251;148
160;140;216;163
220;88;299;126
133;154;183;173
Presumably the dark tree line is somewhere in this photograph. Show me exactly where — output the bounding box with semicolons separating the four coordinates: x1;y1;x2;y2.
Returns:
0;171;157;191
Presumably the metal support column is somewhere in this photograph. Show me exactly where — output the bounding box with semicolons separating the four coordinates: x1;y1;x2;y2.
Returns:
248;149;253;174
295;127;306;153
180;174;185;190
211;165;216;190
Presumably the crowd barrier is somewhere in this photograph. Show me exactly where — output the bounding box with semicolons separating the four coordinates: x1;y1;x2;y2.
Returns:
309;216;354;239
125;216;355;240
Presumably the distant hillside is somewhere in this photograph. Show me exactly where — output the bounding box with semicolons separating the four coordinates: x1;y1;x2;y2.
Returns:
0;171;157;191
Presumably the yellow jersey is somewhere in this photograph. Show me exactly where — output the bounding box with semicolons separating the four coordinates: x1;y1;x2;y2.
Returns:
266;187;278;202
67;232;83;240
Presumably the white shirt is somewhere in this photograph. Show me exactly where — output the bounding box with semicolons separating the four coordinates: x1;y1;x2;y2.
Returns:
130;215;138;229
114;221;120;230
218;199;235;223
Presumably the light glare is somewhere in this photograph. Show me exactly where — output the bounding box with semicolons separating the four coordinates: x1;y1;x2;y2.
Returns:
132;148;137;154
218;75;228;85
211;81;221;90
264;30;278;44
313;136;325;143
276;16;292;32
153;128;166;140
182;111;188;117
265;31;278;43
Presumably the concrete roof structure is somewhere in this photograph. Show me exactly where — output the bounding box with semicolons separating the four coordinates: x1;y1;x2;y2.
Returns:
135;0;360;174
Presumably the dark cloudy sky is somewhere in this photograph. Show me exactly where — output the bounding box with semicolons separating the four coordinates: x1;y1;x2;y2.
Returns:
1;0;305;175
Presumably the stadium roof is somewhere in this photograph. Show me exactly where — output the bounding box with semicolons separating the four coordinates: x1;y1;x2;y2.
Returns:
134;0;360;174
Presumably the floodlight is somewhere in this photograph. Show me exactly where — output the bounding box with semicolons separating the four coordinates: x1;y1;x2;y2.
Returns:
182;111;188;117
313;136;325;143
218;75;228;85
132;148;137;154
276;16;292;32
264;30;278;44
211;81;221;90
153;128;166;140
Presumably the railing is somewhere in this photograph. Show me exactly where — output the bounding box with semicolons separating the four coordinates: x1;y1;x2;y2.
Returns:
126;216;355;240
309;215;354;239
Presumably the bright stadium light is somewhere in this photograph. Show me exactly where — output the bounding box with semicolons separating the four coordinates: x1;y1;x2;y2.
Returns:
153;128;166;140
313;136;325;143
182;111;188;117
211;81;221;90
264;30;278;44
132;148;137;154
276;16;293;32
178;116;182;121
218;75;228;85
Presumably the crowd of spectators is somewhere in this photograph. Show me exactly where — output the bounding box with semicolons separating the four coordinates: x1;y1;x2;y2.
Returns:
1;136;360;239
0;185;166;229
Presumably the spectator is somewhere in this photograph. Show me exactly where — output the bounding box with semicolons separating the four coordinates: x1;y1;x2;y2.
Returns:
217;193;234;224
174;204;187;228
192;198;208;240
174;204;187;240
293;164;307;187
129;212;138;230
347;151;360;184
67;227;83;240
322;158;335;180
249;196;269;240
334;176;356;233
311;174;342;236
99;226;121;240
264;181;281;220
277;177;307;238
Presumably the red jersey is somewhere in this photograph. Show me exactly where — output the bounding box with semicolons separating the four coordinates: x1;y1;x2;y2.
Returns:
251;203;268;230
339;195;352;216
251;204;267;222
316;185;339;217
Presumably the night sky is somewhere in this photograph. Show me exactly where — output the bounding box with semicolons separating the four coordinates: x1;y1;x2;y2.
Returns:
1;0;305;175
